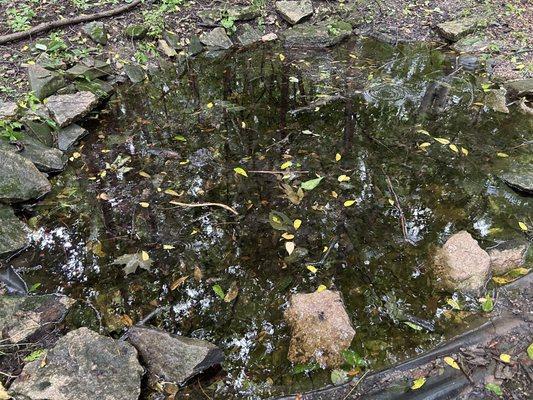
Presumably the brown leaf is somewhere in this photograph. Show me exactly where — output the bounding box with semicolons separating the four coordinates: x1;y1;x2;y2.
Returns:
170;276;188;291
194;265;203;281
224;281;239;303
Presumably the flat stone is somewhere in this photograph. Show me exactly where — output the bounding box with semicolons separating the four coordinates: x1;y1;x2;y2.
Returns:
434;231;490;294
188;35;204;55
499;160;533;195
237;24;263;46
0;101;17;119
0;137;66;172
262;32;279;42
451;35;492;53
57;124;88;151
82;21;108;45
23;119;55;147
163;31;183;50
227;5;262;21
485;88;509;113
75;78;115;98
200;27;233;50
0;204;29;257
158;39;178;57
284;289;355;367
124;64;146;83
436;17;482;42
45;91;98;127
28;64;67;100
504;78;533;97
0;295;74;343
10;327;143;400
489;241;529;275
284;20;352;48
124;24;148;39
276;0;313;25
66;58;113;80
127;326;224;386
0;150;51;203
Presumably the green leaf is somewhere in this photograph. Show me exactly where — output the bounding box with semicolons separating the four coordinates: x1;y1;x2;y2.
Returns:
173;135;187;142
331;369;349;385
300;176;324;191
481;296;494;312
292;362;319;374
212;284;225;299
233;167;248;177
268;211;293;231
28;282;41;293
404;321;423;331
527;342;533;360
24;349;46;362
485;383;503;396
342;349;366;367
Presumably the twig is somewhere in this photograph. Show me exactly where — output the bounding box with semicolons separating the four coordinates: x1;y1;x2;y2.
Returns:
342;370;369;400
384;174;416;246
169;201;239;216
198;377;213;400
0;0;143;45
247;170;309;175
118;306;167;341
307;236;338;267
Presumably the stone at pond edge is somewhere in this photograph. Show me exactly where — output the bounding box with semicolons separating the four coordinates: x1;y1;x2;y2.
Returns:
124;64;146;83
276;0;313;25
284;20;352;48
66;58;113;80
435;17;483;42
200;27;233;50
451;35;492;54
0;101;17;119
0;137;66;173
237;24;262;47
45;91;98;127
188;35;204;56
504;78;533;97
434;231;490;294
82;21;108;45
284;289;355;367
57;124;88;151
127;326;224;386
0;295;74;344
488;241;529;275
0;150;51;203
28;64;67;100
498;160;533;195
10;327;143;400
0;205;29;257
485;88;509;113
125;24;148;39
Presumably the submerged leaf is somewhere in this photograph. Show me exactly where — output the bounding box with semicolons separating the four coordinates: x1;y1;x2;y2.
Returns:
449;144;459;153
224;281;239;302
280;161;292;170
301;176;323;191
344;200;356;207
234;167;248;177
518;221;528;231
306;265;317;273
212;284;225;299
285;241;295;255
337;175;350;182
485;383;503;396
269;211;293;231
335;153;342;161
112;252;154;276
444;356;460;370
499;353;511;363
331;369;349;385
342;350;366;367
316;284;327;293
434;137;450;145
411;377;426;390
404;321;423;331
293;219;302;230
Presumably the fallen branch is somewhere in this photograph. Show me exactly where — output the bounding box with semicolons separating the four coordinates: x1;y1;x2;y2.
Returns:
0;0;142;45
385;174;416;246
169;201;239;215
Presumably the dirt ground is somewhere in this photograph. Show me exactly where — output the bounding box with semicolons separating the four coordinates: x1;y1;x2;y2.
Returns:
0;0;531;102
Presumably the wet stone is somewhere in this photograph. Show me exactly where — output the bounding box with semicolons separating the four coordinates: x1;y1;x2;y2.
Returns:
276;0;313;25
82;21;108;45
284;20;352;48
489;241;529;275
28;64;67;100
127;326;224;386
451;35;492;54
504;78;533;97
200;27;233;50
0;204;29;257
163;31;183;50
23;119;55;147
237;24;262;47
45;91;98;127
499;160;533;195
0;137;66;173
75;78;114;98
436;17;482;42
57;124;88;151
284;290;355;367
124;63;146;84
0;295;74;344
0;101;17;119
188;35;204;56
434;231;490;294
485;88;509;113
66;58;113;80
10;327;143;400
0;150;51;203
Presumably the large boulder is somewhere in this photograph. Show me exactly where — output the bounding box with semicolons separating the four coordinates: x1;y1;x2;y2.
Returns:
0;295;74;344
0;150;51;203
276;0;313;25
0;137;66;173
200;27;233;50
451;35;492;54
127;326;224;386
284;289;355;367
10;327;143;400
283;20;352;48
45;91;98;127
435;17;482;42
0;205;29;257
434;231;490;293
28;64;67;100
489;241;529;275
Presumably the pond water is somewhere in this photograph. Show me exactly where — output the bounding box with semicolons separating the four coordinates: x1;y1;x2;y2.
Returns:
12;38;532;398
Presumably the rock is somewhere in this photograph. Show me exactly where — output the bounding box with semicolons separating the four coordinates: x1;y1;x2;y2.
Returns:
485;88;509;113
0;137;66;172
188;35;204;55
45;91;98;127
489;241;529;275
163;31;183;50
127;326;224;386
124;63;146;84
57;124;88;151
237;24;262;46
436;17;482;42
0;205;29;257
66;58;113;80
0;295;74;343
0;101;17;119
23;119;55;147
517;97;533;115
10;327;143;400
284;289;355;367
458;55;480;71
125;24;148;39
499;160;533;195
82;21;108;45
284;20;352;48
28;64;67;100
504;78;533;97
158;39;178;57
227;5;262;21
451;35;492;54
0;150;51;203
200;27;233;50
434;231;491;293
75;78;114;98
276;0;313;25
262;32;279;42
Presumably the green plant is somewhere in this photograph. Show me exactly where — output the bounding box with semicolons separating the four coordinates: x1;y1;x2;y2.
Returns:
221;15;236;34
7;5;36;32
0;120;23;141
134;42;157;64
142;0;185;38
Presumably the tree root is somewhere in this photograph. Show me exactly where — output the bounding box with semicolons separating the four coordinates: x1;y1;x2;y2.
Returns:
0;0;142;45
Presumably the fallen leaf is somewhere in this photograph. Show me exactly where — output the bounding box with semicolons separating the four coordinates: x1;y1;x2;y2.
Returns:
419;142;431;149
112;252;154;276
212;284;225;299
282;233;295;240
293;219;302;229
280;161;293;170
164;189;179;196
224;281;239;302
388;198;395;206
285;241;295;255
170;276;188;291
485;383;503;396
139;202;150;208
24;349;46;362
434;137;450;145
496;152;508;158
338;175;350;182
444;356;460;369
335;153;342;161
331;369;349;385
307;265;317;273
411;377;426;390
301;176;324;191
417;129;430;136
344;200;356;207
499;353;511;363
207;102;214;108
461;147;469;156
163;244;175;250
316;284;327;293
279;53;285;61
527;342;533;360
0;381;9;400
404;321;423;331
234;167;248;177
518;221;528;231
480;296;493;312
449;144;459;153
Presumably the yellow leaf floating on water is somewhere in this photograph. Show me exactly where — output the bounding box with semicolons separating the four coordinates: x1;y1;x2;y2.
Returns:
496;152;509;158
163;244;175;250
388;198;395;206
344;200;356;207
335;153;342;161
416;129;430;136
234;167;248;177
331;191;338;198
461;147;469;156
293;219;302;229
316;284;327;293
338;175;351;182
279;53;286;61
141;251;150;261
207;102;214;109
282;233;295;240
449;144;459;153
444;356;460;370
518;221;528;231
285;241;295;255
419;142;431;149
139;202;150;208
411;377;426;390
499;353;511;363
164;189;179;196
307;265;317;273
280;161;293;170
139;171;151;178
434;137;450;145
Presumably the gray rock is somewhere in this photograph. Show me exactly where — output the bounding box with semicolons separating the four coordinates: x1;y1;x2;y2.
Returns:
0;295;74;343
436;17;482;41
82;21;108;45
237;24;262;46
188;35;204;55
499;160;533;195
227;5;262;21
504;78;533;97
0;137;66;172
284;20;352;48
124;24;148;39
163;31;183;50
23;119;55;147
45;91;98;127
0;204;29;257
75;78;114;99
127;326;224;385
276;0;313;25
28;64;67;100
485;87;509;113
262;32;279;42
124;64;146;84
0;150;51;203
66;58;113;80
57;124;88;151
451;35;492;53
489;241;529;275
0;101;17;119
10;327;143;400
200;27;233;50
285;290;355;367
158;39;178;57
434;231;490;294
